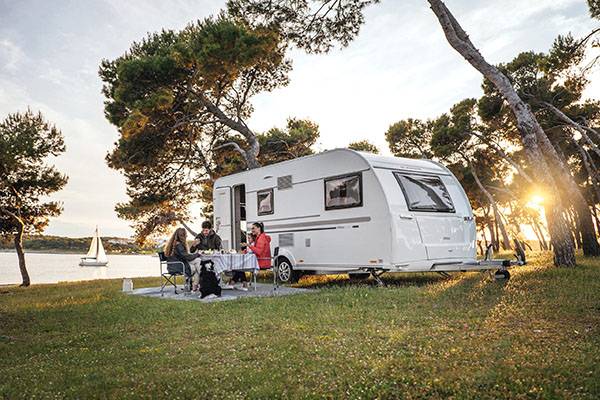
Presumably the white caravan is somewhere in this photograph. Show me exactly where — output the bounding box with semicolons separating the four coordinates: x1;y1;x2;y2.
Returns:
212;149;524;284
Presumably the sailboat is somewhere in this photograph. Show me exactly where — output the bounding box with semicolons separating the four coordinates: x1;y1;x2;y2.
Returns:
79;226;109;267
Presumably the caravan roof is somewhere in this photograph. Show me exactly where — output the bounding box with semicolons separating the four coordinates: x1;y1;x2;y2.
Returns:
214;148;448;188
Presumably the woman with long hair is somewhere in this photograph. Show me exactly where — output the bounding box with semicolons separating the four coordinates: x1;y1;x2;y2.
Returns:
246;222;271;269
229;222;271;290
165;227;201;291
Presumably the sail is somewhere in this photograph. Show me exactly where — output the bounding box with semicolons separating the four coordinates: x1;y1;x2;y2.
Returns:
96;233;108;263
86;228;99;258
80;226;109;266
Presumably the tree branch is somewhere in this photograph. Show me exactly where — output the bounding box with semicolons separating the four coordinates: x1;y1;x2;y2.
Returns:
211;141;247;157
187;86;260;168
541;101;600;159
573;27;600;53
0;207;24;229
179;219;198;238
171;119;221;131
469;131;534;184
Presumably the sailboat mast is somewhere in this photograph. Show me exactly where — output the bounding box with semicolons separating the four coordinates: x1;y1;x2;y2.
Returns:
96;225;99;258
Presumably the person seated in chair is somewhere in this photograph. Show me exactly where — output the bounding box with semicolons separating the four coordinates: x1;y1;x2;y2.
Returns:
246;222;271;270
188;221;223;294
227;233;256;291
229;222;271;290
165;228;200;291
190;220;222;253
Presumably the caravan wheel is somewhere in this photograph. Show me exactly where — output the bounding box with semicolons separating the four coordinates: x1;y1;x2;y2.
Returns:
277;258;301;284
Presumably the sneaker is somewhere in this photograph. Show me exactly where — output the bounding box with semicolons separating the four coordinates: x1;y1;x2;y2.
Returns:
222;284;235;290
205;293;218;299
237;286;248;292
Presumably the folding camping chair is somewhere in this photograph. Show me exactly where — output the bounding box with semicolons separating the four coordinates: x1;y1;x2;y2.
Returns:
158;251;191;296
256;246;279;291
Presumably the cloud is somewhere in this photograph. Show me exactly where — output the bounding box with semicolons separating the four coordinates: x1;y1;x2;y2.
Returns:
0;39;28;72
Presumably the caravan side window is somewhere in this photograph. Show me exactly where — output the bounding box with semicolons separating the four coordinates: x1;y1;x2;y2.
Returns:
394;172;455;213
324;173;363;210
257;189;274;215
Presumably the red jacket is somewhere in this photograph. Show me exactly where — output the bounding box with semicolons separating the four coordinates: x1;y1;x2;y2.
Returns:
248;233;272;269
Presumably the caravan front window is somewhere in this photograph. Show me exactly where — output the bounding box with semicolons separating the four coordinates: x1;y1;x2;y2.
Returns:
394;173;455;213
324;173;363;210
257;189;274;215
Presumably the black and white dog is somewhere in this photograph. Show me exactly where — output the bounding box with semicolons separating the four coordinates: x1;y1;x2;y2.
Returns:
199;262;221;299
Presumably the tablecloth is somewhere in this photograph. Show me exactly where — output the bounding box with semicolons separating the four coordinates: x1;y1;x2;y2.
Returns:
197;253;260;276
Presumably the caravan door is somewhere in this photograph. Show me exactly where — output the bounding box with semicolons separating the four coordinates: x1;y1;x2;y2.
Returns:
394;173;474;260
213;186;232;251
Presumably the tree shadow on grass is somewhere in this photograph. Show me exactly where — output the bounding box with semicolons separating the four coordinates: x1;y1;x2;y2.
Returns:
289;271;483;290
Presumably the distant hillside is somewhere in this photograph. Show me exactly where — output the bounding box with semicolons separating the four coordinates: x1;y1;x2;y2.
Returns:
0;235;163;254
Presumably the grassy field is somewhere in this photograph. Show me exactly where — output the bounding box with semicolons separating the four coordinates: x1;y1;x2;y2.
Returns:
1;251;599;399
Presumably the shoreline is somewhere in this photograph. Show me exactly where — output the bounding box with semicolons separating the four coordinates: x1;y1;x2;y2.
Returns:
0;250;154;256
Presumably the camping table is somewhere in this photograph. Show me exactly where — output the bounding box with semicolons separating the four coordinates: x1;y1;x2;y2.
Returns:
197;253;260;291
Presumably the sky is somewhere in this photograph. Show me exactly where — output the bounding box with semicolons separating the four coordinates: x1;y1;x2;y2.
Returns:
0;0;598;238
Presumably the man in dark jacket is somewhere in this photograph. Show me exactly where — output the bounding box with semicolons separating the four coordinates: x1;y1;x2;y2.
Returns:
187;221;223;297
190;221;222;252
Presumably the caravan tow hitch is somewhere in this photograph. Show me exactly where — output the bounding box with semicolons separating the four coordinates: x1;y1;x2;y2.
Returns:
480;240;527;281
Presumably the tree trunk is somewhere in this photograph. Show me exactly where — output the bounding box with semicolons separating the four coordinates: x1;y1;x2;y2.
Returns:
571;208;583;249
494;216;500;250
532;218;549;250
476;210;489;250
428;0;575;266
14;218;30;287
535;128;600;256
502;201;522;235
572;139;600;206
592;206;600;237
489;184;550;251
482;229;488;249
530;221;545;250
566;208;582;249
2;207;30;286
499;208;521;246
463;155;512;250
482;204;498;251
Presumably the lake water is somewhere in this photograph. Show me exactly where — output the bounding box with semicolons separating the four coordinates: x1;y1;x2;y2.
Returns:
0;252;158;285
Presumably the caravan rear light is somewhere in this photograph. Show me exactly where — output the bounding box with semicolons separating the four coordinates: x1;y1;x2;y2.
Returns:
369;260;377;263
298;259;304;262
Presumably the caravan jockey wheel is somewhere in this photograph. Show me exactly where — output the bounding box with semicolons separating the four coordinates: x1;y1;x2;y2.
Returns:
276;258;300;284
492;269;511;281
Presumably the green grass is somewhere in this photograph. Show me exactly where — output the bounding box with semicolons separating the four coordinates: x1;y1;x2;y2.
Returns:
1;251;599;399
